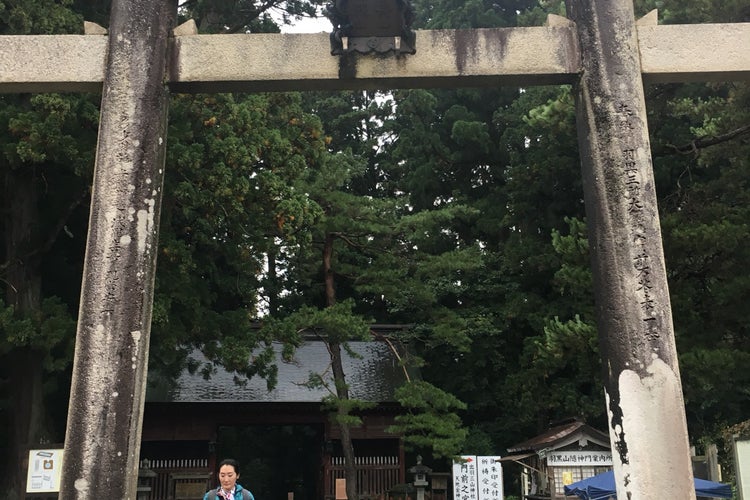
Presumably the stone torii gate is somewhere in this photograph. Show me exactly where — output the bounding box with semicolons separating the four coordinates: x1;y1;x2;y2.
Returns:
2;0;749;498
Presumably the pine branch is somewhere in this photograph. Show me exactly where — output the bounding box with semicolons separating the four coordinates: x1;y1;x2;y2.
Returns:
371;329;411;382
669;123;750;155
225;0;279;34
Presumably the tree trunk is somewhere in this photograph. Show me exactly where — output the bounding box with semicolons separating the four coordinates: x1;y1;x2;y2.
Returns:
2;168;50;500
323;233;337;307
323;233;358;500
266;246;279;316
330;341;358;500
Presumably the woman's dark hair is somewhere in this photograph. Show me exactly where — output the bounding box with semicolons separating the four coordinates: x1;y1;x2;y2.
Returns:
218;458;241;475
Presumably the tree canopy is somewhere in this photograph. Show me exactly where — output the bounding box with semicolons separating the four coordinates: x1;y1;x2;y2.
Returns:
1;0;749;497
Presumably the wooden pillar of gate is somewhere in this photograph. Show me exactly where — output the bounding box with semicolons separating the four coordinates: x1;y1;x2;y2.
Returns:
566;0;695;498
59;1;176;498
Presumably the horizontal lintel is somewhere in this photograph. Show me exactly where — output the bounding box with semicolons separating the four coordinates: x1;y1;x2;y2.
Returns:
168;27;580;92
639;23;750;83
0;35;107;93
1;23;748;94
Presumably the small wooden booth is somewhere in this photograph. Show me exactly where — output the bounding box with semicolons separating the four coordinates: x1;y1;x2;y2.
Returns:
499;419;612;499
141;332;411;500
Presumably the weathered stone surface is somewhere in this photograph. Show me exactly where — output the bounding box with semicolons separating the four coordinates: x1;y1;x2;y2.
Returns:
0;35;107;92
169;27;580;92
566;0;695;498
2;22;747;94
173;19;198;36
2;7;747;500
638;23;750;83
59;1;175;499
83;21;108;35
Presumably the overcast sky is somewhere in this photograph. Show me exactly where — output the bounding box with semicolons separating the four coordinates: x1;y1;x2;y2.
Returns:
282;15;331;33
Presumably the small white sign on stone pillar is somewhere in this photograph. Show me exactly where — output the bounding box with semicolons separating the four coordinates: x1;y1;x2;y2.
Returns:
26;449;64;494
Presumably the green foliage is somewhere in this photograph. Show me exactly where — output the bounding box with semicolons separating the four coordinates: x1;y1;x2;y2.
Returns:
0;0;82;35
0;297;75;366
646;77;750;438
322;395;376;427
410;0;538;29
178;0;325;34
390;381;468;458
259;299;372;405
0;1;107;494
635;0;750;23
462;426;496;456
517;0;566;26
264;299;371;344
550;217;592;309
2;93;98;172
401;78;589;448
151;91;330;380
2;0;749;491
681;349;750;432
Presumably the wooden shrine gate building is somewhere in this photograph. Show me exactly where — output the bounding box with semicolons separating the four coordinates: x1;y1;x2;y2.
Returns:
140;333;409;500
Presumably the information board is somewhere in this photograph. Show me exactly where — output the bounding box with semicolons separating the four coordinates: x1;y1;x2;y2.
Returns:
453;455;503;500
26;449;64;493
546;451;613;466
736;438;750;500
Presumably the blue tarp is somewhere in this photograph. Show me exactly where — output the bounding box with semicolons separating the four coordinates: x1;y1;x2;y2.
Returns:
563;470;732;499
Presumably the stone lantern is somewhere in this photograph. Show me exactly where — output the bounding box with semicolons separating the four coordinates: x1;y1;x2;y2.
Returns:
137;459;157;500
408;455;432;500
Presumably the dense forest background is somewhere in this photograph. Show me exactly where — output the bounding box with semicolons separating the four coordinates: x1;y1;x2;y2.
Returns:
1;0;749;498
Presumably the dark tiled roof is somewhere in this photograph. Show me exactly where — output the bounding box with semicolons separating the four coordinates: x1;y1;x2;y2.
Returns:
147;340;409;404
507;419;610;453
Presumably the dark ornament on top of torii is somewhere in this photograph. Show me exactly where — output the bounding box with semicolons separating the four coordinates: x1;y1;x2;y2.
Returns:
325;0;416;55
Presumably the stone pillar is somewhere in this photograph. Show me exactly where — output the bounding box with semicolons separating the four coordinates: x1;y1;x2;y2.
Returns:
565;0;695;498
59;0;176;498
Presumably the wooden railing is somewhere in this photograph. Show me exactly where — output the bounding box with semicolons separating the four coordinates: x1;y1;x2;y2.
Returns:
140;458;210;500
327;456;401;499
141;456;402;500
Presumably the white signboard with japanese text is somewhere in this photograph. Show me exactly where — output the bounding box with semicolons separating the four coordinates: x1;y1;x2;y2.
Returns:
454;455;478;500
26;448;64;493
476;455;503;500
735;438;750;500
546;450;613;467
453;455;504;500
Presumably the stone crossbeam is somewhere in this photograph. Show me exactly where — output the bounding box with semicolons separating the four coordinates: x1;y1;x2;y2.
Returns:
637;23;750;83
0;35;107;93
169;28;580;92
2;23;749;94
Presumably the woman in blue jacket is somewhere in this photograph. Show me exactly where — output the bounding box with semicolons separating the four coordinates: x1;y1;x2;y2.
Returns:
203;458;255;500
